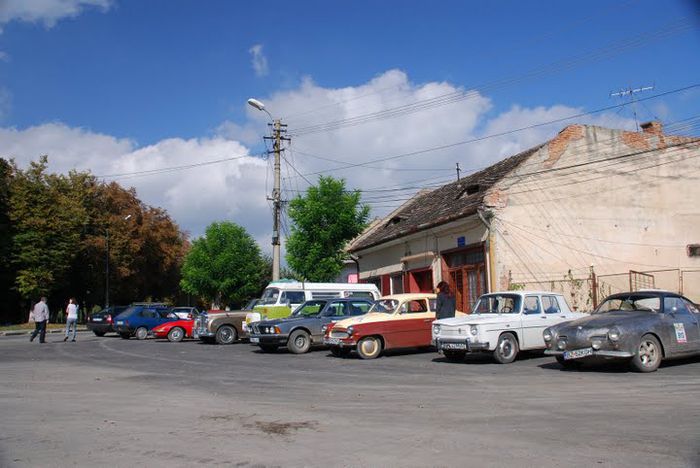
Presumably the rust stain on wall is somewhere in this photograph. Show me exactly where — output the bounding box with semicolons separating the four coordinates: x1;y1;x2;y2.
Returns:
544;125;585;168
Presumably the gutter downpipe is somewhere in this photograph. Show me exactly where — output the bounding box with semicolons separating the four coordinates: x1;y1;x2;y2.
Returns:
477;209;495;293
349;253;361;282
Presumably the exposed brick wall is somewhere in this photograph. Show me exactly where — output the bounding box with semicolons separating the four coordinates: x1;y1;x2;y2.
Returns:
544;124;585;168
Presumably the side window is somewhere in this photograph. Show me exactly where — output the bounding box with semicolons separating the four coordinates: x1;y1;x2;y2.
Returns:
401;300;428;314
328;302;346;317
349;301;372;316
523;296;542;315
281;291;305;304
542;296;561;314
142;309;157;318
664;297;689;315
683;299;699;314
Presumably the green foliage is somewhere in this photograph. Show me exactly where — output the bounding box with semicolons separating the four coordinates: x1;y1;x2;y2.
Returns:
285;176;369;281
180;221;267;307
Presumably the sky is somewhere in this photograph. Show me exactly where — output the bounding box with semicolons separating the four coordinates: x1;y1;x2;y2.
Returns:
0;0;699;253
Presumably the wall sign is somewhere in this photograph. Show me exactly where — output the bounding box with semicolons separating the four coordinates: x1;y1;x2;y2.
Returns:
457;236;465;247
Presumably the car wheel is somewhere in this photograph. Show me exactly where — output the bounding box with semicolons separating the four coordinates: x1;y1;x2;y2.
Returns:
93;331;106;337
215;325;237;345
357;336;382;359
167;327;185;342
287;329;311;354
259;344;277;353
119;332;130;340
443;349;466;362
135;327;148;340
330;346;351;358
631;334;662;372
555;355;582;370
493;333;519;364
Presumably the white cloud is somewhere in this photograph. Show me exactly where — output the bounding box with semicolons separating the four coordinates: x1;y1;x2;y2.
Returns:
0;0;112;31
0;70;637;254
248;44;268;77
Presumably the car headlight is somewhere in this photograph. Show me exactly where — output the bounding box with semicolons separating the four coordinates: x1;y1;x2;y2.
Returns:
470;325;478;336
608;327;621;341
321;324;328;333
433;324;441;336
347;326;354;336
591;337;603;350
543;329;553;342
556;339;567;350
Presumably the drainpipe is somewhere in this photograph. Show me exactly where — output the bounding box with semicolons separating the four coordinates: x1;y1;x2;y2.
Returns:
477;209;495;293
349;253;360;282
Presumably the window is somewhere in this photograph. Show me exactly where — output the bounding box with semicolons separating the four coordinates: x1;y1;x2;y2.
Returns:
542;296;561;314
390;274;403;294
141;309;157;318
347;291;374;299
400;300;428;314
523;296;542;315
349;301;372;316
664;297;689;315
326;301;347;317
688;244;700;257
683;299;699;314
310;291;341;300
282;291;306;304
473;295;521;314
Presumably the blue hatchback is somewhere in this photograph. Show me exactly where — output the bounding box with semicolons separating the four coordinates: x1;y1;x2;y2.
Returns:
112;304;179;340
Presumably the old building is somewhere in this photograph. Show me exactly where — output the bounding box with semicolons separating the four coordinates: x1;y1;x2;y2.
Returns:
348;122;700;311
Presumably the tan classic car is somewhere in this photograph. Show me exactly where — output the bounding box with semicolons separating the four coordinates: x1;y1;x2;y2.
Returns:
193;309;249;344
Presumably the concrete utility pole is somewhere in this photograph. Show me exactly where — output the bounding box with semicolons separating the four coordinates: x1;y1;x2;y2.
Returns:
265;119;289;280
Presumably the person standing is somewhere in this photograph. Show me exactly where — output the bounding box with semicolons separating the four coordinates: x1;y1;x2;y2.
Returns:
435;281;456;320
64;298;78;342
30;297;50;343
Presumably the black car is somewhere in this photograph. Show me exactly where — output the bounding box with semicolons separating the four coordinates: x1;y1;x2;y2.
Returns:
248;298;374;354
86;305;128;336
544;290;700;372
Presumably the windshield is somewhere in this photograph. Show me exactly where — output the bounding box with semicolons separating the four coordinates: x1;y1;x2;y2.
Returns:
594;295;661;314
291;300;328;317
243;299;260;310
368;299;399;314
259;288;280;305
473;294;521;314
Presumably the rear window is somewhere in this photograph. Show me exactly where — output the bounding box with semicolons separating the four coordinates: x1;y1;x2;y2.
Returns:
346;291;374;299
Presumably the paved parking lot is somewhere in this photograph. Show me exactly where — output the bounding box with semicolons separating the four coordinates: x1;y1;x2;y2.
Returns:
1;332;699;468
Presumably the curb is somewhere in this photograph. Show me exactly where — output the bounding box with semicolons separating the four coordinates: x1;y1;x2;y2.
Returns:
0;328;89;337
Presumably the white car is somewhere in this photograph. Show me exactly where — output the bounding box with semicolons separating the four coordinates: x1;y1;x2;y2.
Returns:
432;291;586;364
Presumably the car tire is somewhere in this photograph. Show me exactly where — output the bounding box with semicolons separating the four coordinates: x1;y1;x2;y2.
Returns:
167;327;185;342
287;329;311;354
443;349;466;362
93;331;106;337
631;334;662;373
215;325;237;345
135;327;148;340
330;346;351;358
556;355;582;369
493;333;519;364
119;332;130;340
259;344;277;353
357;336;382;360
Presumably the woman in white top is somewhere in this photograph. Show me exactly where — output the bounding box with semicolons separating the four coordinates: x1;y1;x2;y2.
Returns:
64;298;79;342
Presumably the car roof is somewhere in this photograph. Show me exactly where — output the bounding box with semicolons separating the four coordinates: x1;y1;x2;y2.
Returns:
482;291;566;297
604;290;682;299
380;293;437;300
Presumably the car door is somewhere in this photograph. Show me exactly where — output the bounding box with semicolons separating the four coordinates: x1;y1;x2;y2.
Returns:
520;295;546;349
387;299;434;349
663;297;700;355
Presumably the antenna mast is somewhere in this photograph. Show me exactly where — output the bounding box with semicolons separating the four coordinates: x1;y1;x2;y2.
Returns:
610;84;655;132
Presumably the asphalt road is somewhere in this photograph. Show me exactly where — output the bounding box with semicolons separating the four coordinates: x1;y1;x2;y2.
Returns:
1;332;699;468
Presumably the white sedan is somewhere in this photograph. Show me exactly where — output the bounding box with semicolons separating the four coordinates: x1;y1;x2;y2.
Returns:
432;291;586;363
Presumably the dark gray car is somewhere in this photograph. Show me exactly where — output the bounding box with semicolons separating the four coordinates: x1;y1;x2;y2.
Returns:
544;291;700;372
249;298;374;354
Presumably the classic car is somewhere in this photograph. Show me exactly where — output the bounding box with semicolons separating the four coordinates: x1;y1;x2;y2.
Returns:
112;304;179;340
432;291;585;364
151;317;197;342
323;293;450;359
249;298;374;354
193;308;250;344
544;290;700;372
86;305;128;336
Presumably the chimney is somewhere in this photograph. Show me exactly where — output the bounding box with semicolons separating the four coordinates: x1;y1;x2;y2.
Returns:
640;121;663;135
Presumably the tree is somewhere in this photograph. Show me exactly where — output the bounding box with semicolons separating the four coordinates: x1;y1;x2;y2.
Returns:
285;176;369;281
180;221;267;308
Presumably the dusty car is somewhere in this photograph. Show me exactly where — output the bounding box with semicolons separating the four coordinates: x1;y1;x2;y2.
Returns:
323;293;449;359
432;291;584;363
249;298;374;354
544;290;700;372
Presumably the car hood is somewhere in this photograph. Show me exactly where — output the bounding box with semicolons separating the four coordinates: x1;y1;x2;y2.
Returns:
555;310;654;330
261;316;320;327
435;314;519;327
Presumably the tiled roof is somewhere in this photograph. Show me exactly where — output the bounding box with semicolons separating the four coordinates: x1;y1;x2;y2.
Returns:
349;144;543;252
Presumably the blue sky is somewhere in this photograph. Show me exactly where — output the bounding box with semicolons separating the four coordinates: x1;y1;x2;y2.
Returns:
0;0;699;245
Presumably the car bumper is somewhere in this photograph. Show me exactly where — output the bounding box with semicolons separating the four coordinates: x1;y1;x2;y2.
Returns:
545;349;635;359
323;336;357;347
86;323;113;333
248;334;289;346
434;337;490;353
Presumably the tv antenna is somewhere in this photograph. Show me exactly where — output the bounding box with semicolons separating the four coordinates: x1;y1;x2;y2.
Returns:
609;84;655;132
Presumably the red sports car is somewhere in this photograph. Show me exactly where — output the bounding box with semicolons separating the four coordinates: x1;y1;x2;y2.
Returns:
151;319;195;342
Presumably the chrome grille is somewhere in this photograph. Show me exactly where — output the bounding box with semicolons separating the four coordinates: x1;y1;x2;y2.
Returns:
330;330;349;339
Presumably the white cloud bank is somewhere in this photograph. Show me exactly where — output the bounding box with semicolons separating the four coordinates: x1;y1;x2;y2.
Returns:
1;70;634;252
249;44;268;77
0;0;112;31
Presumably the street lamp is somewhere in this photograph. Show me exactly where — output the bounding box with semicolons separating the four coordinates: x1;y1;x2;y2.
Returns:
248;97;287;281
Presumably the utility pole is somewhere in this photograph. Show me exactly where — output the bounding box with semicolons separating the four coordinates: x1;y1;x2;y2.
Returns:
105;228;109;308
456;162;461;181
610;84;655;132
264;119;290;280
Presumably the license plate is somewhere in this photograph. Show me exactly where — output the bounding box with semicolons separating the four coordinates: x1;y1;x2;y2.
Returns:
564;348;593;360
442;342;467;350
250;337;260;343
116;321;123;325
326;338;341;345
92;318;102;322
